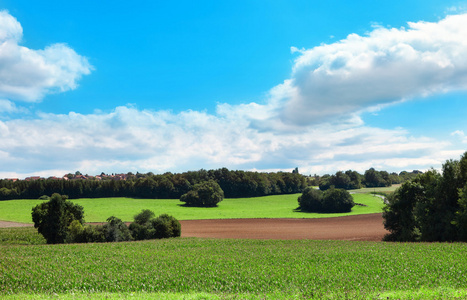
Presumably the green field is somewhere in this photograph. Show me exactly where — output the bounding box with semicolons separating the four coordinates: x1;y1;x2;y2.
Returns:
0;193;384;223
1;237;467;299
349;184;401;195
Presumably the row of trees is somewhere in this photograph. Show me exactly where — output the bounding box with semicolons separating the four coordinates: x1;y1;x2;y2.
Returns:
0;168;307;200
32;193;181;244
314;169;422;190
383;152;467;242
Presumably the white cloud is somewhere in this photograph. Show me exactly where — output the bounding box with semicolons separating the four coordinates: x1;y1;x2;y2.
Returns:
451;130;467;143
0;105;460;178
276;13;467;125
0;10;92;102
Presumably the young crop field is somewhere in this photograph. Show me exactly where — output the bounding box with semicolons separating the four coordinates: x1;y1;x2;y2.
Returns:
0;193;383;223
1;237;467;299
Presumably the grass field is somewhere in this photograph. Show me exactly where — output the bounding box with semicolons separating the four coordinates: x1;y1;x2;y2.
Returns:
0;193;384;223
349;184;401;195
1;237;467;299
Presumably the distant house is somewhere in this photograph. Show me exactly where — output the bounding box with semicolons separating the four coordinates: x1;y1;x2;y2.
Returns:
25;176;42;181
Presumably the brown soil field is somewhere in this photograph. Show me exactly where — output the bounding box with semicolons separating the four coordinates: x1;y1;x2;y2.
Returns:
180;213;388;241
1;213;388;241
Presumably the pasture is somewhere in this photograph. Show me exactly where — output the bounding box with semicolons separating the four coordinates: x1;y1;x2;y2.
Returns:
0;193;384;223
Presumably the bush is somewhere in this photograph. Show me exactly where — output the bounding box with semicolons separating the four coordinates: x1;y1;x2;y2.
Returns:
103;216;133;242
31;193;84;244
321;187;354;213
298;187;322;212
298;187;354;213
129;210;181;240
180;180;224;207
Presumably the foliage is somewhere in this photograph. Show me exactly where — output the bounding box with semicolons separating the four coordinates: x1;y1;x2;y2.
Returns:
103;216;133;242
180;180;224;207
1;238;467;299
0;168;307;200
321;187;354;213
298;187;354;213
129;210;181;240
383;151;467;242
31;193;84;244
297;187;322;212
317;169;421;191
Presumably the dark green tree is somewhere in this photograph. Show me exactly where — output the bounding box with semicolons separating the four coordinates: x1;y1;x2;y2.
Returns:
321;187;354;213
298;187;323;212
180;180;224;207
31;193;84;244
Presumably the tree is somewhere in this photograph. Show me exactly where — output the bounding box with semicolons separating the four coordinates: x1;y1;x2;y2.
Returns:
383;151;467;242
298;187;354;213
321;187;354;213
180;180;224;207
298;187;322;212
103;216;133;242
129;210;181;240
31;193;84;244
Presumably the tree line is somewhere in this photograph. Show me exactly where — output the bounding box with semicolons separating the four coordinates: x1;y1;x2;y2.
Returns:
0;168;307;200
383;152;467;242
313;169;423;190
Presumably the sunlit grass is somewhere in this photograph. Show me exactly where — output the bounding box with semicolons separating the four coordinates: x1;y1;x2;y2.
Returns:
0;193;384;223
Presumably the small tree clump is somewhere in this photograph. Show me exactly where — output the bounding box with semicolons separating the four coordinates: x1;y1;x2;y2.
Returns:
32;193;84;244
104;216;133;242
298;187;355;213
129;209;181;240
298;187;322;212
180;180;224;207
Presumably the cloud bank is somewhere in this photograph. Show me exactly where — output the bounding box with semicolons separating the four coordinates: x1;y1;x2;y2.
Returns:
0;105;458;178
0;10;92;102
279;14;467;125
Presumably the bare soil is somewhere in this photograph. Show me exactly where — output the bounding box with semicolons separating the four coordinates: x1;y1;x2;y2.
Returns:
179;213;388;241
0;213;388;241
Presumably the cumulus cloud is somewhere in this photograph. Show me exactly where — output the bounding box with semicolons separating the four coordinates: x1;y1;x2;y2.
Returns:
277;13;467;125
0;105;460;178
0;10;92;102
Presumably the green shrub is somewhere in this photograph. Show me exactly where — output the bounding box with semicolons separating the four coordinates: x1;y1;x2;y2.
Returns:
180;180;224;207
129;210;181;240
103;216;133;242
298;187;354;213
152;214;181;239
298;187;322;212
31;193;84;244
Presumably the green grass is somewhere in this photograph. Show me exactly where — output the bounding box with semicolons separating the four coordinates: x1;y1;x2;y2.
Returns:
0;193;384;223
350;184;401;195
1;238;467;299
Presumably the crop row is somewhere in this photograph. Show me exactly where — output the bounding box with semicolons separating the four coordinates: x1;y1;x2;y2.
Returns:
1;238;467;298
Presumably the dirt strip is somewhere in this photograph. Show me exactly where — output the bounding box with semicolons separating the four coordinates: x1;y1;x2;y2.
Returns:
1;213;389;241
180;213;388;241
0;220;33;228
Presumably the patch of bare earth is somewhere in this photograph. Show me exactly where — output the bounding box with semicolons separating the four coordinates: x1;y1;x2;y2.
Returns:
180;213;388;241
0;220;33;228
1;213;389;241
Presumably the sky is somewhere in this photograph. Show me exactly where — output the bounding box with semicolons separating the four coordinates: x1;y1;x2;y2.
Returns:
1;0;467;178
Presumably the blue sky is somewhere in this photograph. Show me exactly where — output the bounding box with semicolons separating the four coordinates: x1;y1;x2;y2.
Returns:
0;0;467;178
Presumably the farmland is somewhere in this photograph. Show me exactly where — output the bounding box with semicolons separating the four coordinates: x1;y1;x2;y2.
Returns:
0;193;383;223
2;190;467;299
1;237;467;299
